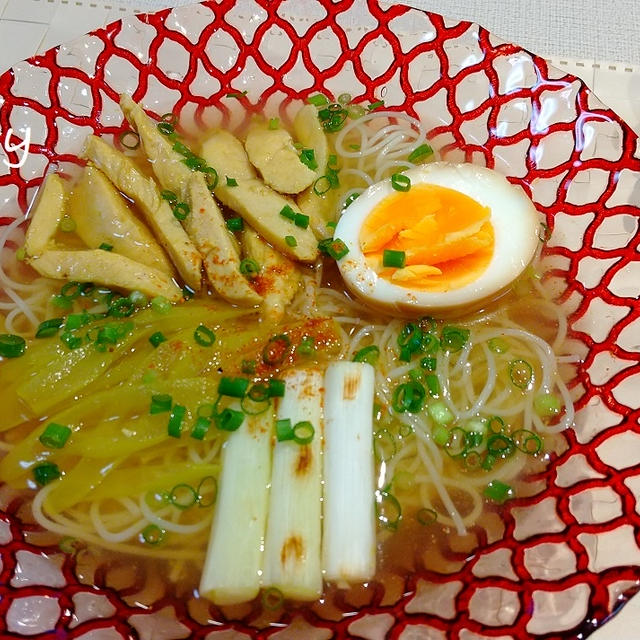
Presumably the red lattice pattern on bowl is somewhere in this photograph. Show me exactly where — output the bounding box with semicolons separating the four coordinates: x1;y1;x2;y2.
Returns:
0;1;639;638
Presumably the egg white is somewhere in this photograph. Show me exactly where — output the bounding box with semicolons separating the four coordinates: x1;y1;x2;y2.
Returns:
334;162;540;317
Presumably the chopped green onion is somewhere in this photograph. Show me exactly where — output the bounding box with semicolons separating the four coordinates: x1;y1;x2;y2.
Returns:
424;373;440;397
538;222;551;243
319;237;349;260
294;212;309;228
151;296;172;314
262;586;284;611
373;428;396;462
248;383;270;403
408;143;434;163
347;104;366;119
398;322;423;354
58;536;82;555
240;394;270;416
267;378;285;397
51;294;72;310
487;416;505;434
368;100;384;110
418;316;437;333
420;356;437;370
150;394;172;414
218;376;250;398
190;416;211;440
416;507;437;525
443;426;466;456
488;337;509;353
197;476;217;507
203;166;219;190
183;155;207;171
149;331;167;348
391;173;411;192
61;281;82;300
512;429;543;454
464;430;483;450
295;336;314;355
427;400;454;425
307;93;329;106
345;192;361;209
167;404;186;438
441;326;470;353
225;91;248;100
226;216;244;231
194;324;216;347
280;204;295;221
482;453;497;471
241;359;256;375
337;92;352;105
160;189;178;204
58;216;76;233
98;242;113;251
197;403;217;419
140;524;165;545
151;296;171;314
383;249;406;268
534;392;561;417
172;140;190;156
161;112;178;125
268;117;280;130
464;450;482;469
226;176;238;187
326;221;337;229
109;297;135;318
299;148;317;170
262;333;291;366
239;258;260;279
129;290;148;307
313;176;332;195
157;121;174;135
285;235;297;247
169;483;198;509
276;418;294;442
318;104;347;132
15;246;26;261
484;480;513;504
508;359;533;389
392;381;426;413
353;345;380;365
487;433;515;459
32;462;61;486
375;490;402;531
39;422;72;449
172;201;190;221
432;424;449;446
292;421;315;445
118;130;140;149
60;331;82;350
215;408;244;431
36;318;64;338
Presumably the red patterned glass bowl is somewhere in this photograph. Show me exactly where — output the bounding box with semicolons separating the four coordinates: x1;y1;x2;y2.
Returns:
1;1;640;638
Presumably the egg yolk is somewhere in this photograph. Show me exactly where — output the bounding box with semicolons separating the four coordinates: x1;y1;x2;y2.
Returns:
359;184;495;292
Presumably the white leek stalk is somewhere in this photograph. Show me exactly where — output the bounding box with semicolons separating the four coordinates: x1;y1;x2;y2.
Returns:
263;369;323;600
199;404;273;605
322;361;376;584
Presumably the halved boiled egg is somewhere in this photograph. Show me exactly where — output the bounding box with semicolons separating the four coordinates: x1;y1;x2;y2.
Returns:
334;162;540;316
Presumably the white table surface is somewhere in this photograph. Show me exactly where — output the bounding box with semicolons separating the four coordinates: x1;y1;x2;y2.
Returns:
0;1;638;637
